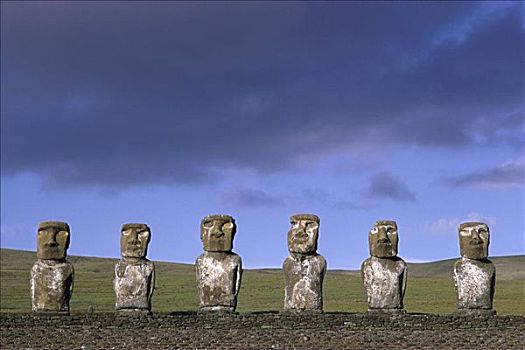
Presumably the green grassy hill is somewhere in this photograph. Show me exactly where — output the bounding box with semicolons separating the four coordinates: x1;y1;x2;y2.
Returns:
1;248;524;315
405;255;525;279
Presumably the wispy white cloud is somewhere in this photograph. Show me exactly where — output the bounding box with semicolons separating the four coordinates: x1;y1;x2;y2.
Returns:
427;212;497;234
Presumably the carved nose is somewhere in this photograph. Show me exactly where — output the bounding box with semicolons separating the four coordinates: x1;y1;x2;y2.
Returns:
45;233;59;246
377;229;388;243
470;233;481;244
211;228;224;237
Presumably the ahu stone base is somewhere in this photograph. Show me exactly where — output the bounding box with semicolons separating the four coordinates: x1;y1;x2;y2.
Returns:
2;312;524;350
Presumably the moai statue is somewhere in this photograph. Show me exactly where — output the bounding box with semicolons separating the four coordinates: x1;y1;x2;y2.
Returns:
453;222;496;315
31;221;74;315
114;223;155;313
283;214;327;312
196;214;242;313
361;220;407;313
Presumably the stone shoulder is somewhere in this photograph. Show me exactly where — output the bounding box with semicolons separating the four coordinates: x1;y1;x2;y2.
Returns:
32;260;74;273
361;257;372;270
313;254;327;270
196;252;242;264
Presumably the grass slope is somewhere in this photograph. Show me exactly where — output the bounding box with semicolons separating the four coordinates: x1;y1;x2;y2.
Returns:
1;248;524;315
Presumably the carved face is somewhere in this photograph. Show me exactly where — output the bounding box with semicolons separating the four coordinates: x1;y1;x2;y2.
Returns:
37;221;70;260
288;214;320;255
200;215;236;252
369;220;398;258
120;224;151;258
459;222;489;260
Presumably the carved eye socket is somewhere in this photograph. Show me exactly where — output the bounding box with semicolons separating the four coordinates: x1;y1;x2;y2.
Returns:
387;227;396;235
370;227;378;234
138;231;149;239
478;229;488;237
222;222;234;231
203;221;212;228
459;230;470;237
57;231;68;239
122;229;131;236
306;222;318;231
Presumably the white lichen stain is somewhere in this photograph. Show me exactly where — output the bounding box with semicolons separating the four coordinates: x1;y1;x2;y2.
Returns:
196;252;242;308
30;261;73;311
114;261;154;309
454;258;493;309
362;257;405;309
284;255;326;310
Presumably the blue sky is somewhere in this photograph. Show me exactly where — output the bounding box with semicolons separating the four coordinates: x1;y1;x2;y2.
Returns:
1;1;524;268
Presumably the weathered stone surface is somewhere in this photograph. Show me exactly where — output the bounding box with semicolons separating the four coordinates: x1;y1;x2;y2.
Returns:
362;256;407;310
283;255;326;312
196;215;242;312
3;313;525;350
361;220;407;311
31;221;74;314
200;214;236;252
283;214;326;312
196;252;242;312
458;222;490;260
368;220;398;258
453;222;495;312
114;223;155;312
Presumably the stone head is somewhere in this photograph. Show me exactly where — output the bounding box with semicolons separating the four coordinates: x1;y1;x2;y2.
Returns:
120;223;151;259
287;214;320;255
200;214;236;252
369;220;398;258
458;222;489;260
37;221;70;260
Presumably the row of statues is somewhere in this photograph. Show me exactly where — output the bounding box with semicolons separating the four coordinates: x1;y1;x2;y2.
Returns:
30;215;496;315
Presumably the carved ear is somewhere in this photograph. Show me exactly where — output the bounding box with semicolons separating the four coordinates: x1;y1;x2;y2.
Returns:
63;231;71;250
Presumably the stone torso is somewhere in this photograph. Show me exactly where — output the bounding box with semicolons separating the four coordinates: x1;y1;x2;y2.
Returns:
114;259;155;310
283;254;327;311
361;256;406;310
196;252;242;309
453;258;495;309
31;260;74;313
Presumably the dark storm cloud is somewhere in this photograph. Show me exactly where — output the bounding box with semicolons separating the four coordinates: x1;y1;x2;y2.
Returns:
223;189;285;207
366;172;416;202
1;2;523;188
447;160;525;188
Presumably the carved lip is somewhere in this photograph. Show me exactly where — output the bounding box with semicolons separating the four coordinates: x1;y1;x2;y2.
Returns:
293;236;309;243
125;244;144;249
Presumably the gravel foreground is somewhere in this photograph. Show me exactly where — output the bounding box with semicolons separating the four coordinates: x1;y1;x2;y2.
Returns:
2;312;524;349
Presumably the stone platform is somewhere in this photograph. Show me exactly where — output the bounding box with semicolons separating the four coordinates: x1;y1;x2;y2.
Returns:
1;312;524;349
